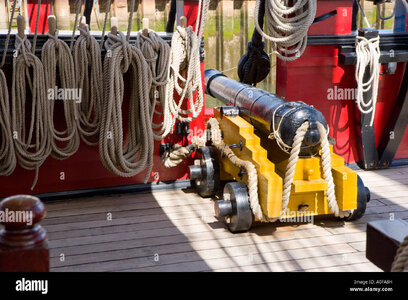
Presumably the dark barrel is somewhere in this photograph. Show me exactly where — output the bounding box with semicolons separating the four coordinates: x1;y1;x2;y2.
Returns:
204;69;328;157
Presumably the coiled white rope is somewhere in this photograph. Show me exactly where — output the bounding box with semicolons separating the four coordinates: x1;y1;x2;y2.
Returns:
73;20;104;146
99;30;154;181
12;33;52;190
254;0;317;61
135;30;171;141
42;28;80;160
162;0;210;138
355;35;381;127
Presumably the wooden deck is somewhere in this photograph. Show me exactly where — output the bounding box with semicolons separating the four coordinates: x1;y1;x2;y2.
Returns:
42;165;408;272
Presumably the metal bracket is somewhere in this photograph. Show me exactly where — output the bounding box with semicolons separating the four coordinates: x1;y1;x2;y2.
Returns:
220;106;240;118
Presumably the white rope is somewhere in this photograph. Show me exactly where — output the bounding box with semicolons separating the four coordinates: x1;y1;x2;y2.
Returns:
206;118;266;221
99;30;154;181
254;0;317;61
391;235;408;272
73;23;103;145
12;35;52;190
42;31;80;160
355;35;380;127
281;121;309;213
160;0;210;139
162;136;206;168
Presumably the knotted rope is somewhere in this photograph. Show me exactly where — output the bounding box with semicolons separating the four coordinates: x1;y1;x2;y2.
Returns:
12;34;51;189
135;30;171;141
42;30;80;160
99;30;154;181
391;235;408;272
73;22;103;145
254;0;317;61
355;35;380;127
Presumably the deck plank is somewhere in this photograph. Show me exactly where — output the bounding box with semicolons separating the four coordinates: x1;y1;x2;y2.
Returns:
40;165;408;272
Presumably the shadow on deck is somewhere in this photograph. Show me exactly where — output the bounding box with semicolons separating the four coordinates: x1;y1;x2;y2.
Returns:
31;166;408;272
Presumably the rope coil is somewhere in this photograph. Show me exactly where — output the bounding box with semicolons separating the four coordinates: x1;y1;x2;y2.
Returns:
135;30;171;141
0;0;18;176
0;69;16;176
355;35;381;127
391;235;408;272
163;0;210;137
73;23;104;145
99;30;154;181
254;0;317;61
42;31;80;160
12;34;52;189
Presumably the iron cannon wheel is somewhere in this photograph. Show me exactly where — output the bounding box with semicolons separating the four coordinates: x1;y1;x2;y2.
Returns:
189;146;220;197
216;182;254;233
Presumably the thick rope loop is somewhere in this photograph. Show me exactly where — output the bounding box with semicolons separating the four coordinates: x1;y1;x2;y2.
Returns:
391;235;408;272
254;0;317;61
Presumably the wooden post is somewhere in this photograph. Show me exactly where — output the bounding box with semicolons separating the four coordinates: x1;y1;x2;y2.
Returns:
48;15;57;36
141;0;156;20
54;0;70;30
113;0;129;28
111;16;118;35
0;195;49;272
142;17;149;36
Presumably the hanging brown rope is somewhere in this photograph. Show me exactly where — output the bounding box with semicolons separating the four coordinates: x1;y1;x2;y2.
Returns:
135;27;171;140
0;0;18;176
73;17;103;146
11;16;52;189
42;15;80;160
99;15;154;181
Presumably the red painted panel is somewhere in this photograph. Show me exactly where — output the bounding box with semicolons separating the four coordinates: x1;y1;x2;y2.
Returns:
27;0;50;34
308;0;353;35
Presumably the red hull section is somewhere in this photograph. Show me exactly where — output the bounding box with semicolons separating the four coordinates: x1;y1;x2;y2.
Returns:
276;0;408;164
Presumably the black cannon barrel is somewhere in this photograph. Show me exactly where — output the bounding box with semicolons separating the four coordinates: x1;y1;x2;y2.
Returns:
204;69;328;157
